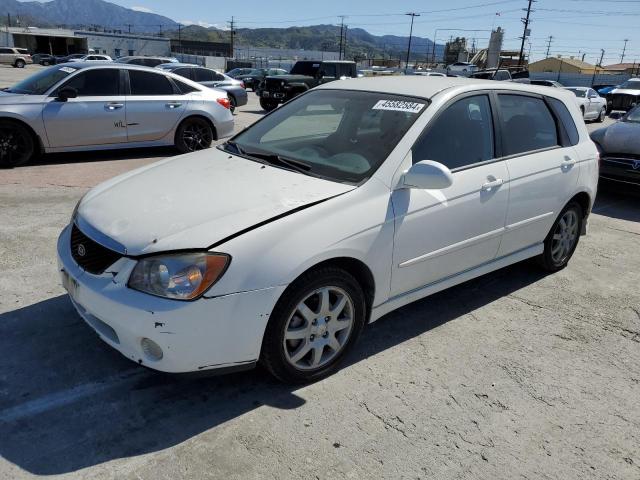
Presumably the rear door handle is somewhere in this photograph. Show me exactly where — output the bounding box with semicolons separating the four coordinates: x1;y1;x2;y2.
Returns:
166;102;182;109
563;156;577;167
481;178;504;191
105;102;124;110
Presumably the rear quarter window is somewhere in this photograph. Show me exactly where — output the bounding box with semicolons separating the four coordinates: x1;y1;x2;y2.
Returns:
547;97;580;146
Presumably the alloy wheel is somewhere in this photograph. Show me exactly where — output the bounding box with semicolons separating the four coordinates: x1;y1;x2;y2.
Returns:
551;209;579;264
181;122;212;151
283;286;354;371
0;124;32;167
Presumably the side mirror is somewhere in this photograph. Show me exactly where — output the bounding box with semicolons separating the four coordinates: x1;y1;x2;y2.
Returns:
57;86;78;101
401;160;454;190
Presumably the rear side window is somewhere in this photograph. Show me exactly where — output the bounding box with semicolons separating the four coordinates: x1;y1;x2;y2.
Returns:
173;79;199;94
128;70;174;95
0;48;14;54
62;69;120;96
547;97;580;146
194;68;214;82
412;94;495;169
498;94;558;156
173;67;192;79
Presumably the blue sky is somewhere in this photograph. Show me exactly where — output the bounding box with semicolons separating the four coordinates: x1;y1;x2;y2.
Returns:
59;0;640;64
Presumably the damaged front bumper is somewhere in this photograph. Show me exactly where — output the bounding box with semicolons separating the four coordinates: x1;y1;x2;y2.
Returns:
56;224;286;373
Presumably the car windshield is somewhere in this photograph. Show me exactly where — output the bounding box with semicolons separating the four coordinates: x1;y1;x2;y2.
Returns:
290;62;320;76
5;65;76;94
226;89;427;184
624;106;640;123
567;88;586;98
619;79;640;90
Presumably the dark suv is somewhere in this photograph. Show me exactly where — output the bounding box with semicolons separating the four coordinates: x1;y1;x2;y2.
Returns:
258;60;357;111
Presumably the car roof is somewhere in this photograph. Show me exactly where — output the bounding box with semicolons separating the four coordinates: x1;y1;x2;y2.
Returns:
63;62;180;73
316;76;577;101
565;86;588;90
158;62;200;68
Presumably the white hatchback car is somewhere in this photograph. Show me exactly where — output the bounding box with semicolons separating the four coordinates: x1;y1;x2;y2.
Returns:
57;77;598;383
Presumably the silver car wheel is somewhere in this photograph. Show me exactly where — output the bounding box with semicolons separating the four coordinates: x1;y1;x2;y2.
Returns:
283;286;354;371
551;210;579;264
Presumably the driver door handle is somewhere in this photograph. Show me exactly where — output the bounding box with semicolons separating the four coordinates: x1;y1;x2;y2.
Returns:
563;156;577;167
105;102;124;110
166;102;182;109
481;178;504;191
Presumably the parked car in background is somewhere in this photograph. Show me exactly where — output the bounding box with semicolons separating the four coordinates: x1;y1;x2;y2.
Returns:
235;68;288;90
226;67;255;78
590;104;640;188
56;53;86;63
157;63;248;113
77;54;113;62
605;78;640;114
413;71;446;77
32;53;57;66
115;56;179;67
446;62;478;75
0;47;33;68
0;63;234;168
565;87;607;122
470;69;512;81
592;84;617;96
530;80;564;88
259;60;357;111
57;76;597;383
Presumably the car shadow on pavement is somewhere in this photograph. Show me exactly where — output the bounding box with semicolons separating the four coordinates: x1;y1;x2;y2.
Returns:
592;187;640;223
0;263;548;475
26;146;177;167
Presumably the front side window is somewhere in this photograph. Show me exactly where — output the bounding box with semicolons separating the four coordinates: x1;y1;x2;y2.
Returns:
567;88;586;98
194;68;215;82
62;69;119;96
128;70;174;95
0;48;13;54
321;64;337;78
7;66;75;94
498;94;558;156
227;90;427;183
412;95;494;169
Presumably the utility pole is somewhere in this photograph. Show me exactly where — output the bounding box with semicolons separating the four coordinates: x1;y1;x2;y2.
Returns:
343;25;348;60
177;23;181;50
545;35;553;58
591;49;605;86
518;0;535;66
620;39;628;63
405;12;420;72
229;16;235;59
125;24;133;33
338;16;346;60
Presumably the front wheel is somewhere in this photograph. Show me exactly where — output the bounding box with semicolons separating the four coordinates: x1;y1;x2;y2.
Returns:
536;202;583;272
15;59;25;68
260;97;278;112
261;267;366;384
0;120;36;168
175;117;213;153
597;107;606;123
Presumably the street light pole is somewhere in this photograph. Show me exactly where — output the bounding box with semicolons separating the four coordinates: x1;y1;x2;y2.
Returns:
405;13;420;72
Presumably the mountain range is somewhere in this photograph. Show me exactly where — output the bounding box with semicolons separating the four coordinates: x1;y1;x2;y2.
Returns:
0;0;442;59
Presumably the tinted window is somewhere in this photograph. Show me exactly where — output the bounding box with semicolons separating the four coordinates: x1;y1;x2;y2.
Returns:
495;71;510;81
413;95;494;169
129;70;174;95
0;48;13;54
128;58;145;65
174;79;199;94
173;67;192;79
62;69;119;96
194;68;214;82
212;72;226;82
498;94;558;156
547;97;579;146
321;64;337;78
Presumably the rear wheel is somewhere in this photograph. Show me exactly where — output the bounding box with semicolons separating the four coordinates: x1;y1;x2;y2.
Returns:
580;106;585;119
597;107;606;123
175;117;213;153
0;120;36;168
228;95;237;114
260;97;278;112
14;59;25;68
536;202;583;272
261;267;366;384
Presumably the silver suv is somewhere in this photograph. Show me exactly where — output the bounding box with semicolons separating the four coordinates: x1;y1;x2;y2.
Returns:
0;63;234;167
0;47;33;68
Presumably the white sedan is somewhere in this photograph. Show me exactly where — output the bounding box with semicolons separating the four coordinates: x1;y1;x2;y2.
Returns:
564;86;607;122
58;77;599;383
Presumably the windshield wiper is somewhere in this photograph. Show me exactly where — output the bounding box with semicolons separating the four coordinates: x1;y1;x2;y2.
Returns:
223;140;245;155
244;150;312;173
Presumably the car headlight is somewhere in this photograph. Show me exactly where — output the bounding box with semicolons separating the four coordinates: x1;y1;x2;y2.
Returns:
128;252;230;300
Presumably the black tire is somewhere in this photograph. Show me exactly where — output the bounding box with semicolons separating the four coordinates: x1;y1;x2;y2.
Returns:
228;95;237;114
596;107;606;123
42;60;50;66
15;59;25;68
580;106;585;119
0;120;36;168
606;106;613;115
536;201;583;272
260;97;278;112
261;267;366;384
174;117;214;153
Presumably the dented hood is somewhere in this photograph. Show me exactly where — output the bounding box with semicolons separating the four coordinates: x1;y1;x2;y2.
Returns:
77;148;355;255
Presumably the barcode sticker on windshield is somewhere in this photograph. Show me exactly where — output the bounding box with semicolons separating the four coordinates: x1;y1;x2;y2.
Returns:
373;100;425;113
59;67;77;73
